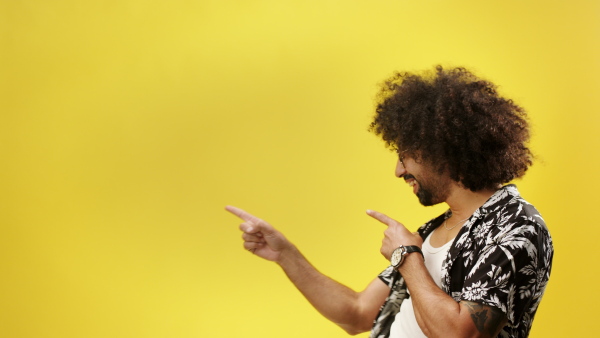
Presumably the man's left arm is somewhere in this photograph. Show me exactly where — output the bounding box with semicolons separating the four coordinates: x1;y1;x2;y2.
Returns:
367;210;508;337
400;254;507;337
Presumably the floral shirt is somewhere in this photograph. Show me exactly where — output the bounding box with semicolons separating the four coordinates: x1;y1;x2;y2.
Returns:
370;185;553;338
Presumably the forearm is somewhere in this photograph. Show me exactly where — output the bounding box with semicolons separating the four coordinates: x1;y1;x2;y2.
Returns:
276;245;381;334
226;206;387;334
366;209;508;337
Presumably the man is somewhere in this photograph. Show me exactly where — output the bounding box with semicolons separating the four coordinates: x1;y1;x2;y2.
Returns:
226;66;553;337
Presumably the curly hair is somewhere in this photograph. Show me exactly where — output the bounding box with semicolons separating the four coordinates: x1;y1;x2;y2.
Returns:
369;66;532;191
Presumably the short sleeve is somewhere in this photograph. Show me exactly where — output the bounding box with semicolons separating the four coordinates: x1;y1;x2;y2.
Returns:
377;265;396;287
459;219;552;325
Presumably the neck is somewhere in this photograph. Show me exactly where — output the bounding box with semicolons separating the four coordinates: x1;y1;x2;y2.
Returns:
445;184;499;220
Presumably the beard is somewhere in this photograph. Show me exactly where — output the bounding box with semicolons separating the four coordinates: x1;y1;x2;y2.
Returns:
407;173;451;206
416;185;436;206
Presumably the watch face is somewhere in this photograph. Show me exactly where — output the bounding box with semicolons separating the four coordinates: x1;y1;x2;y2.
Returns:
391;247;404;267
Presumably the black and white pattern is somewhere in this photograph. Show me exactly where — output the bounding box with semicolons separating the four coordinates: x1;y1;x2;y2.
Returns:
370;266;408;338
370;185;553;338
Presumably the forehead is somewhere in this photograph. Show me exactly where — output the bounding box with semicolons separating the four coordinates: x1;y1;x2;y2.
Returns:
397;148;420;158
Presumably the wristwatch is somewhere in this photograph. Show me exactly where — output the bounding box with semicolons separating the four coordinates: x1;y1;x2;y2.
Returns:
390;245;424;268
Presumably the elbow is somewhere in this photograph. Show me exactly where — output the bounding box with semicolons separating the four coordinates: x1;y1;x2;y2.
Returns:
343;327;367;336
337;296;381;335
340;321;372;336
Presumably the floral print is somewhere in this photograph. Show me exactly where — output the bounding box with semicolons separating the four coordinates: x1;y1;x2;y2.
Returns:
370;185;553;338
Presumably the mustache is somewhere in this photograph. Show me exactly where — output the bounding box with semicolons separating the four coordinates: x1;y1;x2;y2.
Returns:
403;174;416;181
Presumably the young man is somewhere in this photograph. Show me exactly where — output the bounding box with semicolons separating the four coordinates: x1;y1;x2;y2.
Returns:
226;66;553;337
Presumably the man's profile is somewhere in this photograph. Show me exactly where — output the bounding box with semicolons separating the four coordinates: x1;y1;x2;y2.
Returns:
226;66;553;337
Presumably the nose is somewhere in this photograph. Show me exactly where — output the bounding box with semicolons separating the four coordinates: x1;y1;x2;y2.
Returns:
395;159;406;178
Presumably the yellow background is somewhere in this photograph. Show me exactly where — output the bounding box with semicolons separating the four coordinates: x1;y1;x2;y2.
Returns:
1;0;598;337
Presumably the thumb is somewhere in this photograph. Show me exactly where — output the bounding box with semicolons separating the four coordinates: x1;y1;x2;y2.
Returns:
241;219;276;236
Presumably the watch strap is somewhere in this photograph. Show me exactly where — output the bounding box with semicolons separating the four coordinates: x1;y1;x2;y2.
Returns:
404;245;424;257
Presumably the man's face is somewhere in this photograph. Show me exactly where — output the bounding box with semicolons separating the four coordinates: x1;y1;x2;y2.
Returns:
395;155;451;206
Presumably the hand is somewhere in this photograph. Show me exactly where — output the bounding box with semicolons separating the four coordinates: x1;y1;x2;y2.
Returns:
367;209;423;260
225;205;292;262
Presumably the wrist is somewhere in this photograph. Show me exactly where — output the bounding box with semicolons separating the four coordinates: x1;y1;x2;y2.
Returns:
397;251;425;273
391;245;423;269
275;243;299;266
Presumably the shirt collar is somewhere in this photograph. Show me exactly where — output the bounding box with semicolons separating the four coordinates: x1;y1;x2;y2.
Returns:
474;184;519;218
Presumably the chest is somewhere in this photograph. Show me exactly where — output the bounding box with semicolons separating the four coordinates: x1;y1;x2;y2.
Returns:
428;226;462;248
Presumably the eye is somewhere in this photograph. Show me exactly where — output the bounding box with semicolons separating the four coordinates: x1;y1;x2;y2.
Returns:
398;151;407;166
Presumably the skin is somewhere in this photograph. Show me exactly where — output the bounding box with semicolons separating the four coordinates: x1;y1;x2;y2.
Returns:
365;156;507;337
226;205;389;335
226;155;508;336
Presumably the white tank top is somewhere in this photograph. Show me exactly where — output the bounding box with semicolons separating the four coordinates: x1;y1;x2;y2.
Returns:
389;231;454;337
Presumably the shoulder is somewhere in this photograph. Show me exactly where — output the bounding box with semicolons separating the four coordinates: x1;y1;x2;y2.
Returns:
481;185;549;237
468;186;553;266
472;188;553;270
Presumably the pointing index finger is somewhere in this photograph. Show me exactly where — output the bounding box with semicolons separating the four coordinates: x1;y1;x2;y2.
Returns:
366;209;394;226
225;205;260;223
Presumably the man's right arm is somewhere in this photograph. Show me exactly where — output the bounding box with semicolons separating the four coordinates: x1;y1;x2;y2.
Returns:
277;245;390;334
226;205;390;335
